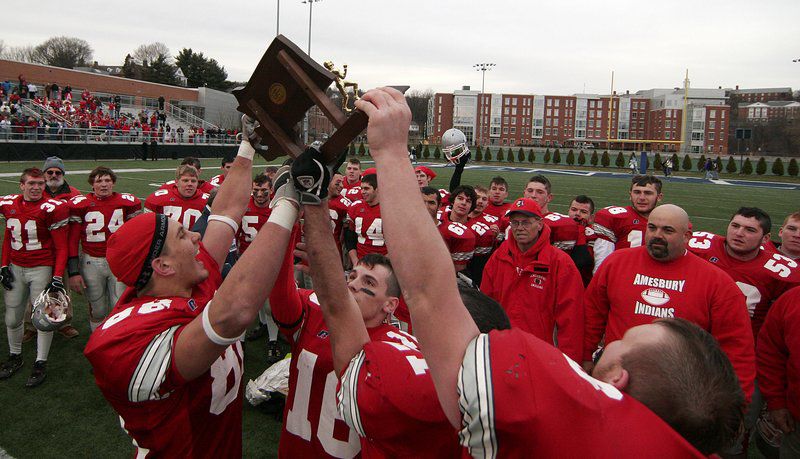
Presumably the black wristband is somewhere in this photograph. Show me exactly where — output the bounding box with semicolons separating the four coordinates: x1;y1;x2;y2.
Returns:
67;257;80;277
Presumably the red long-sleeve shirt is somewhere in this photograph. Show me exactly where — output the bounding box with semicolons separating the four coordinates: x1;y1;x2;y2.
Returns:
757;286;800;420
585;247;756;400
481;224;585;362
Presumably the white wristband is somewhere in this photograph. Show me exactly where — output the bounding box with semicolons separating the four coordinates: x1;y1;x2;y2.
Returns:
208;214;238;233
267;201;298;231
237;140;255;160
202;301;244;346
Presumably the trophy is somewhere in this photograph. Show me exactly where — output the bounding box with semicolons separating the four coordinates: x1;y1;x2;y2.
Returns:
233;35;371;164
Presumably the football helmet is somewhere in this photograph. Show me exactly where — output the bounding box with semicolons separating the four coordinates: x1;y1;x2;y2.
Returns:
441;128;470;163
31;289;72;332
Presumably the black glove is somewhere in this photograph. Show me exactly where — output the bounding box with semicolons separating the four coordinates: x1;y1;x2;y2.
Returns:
48;276;66;295
454;150;472;166
0;266;13;291
291;146;331;205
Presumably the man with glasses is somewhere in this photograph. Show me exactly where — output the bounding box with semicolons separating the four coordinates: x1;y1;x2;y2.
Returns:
40;156;80;338
42;157;80;202
480;197;584;362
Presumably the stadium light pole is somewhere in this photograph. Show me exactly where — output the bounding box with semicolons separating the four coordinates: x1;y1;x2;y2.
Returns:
276;0;280;36
302;0;322;57
474;63;495;147
301;0;322;143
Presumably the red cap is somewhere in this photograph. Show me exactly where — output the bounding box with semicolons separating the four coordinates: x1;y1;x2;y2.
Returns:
414;166;437;180
362;167;377;177
507;198;543;219
107;213;170;288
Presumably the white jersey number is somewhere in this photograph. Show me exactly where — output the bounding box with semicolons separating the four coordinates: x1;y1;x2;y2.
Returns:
354;217;384;247
286;349;360;458
85;209;125;242
163;206;203;229
626;229;643;248
209;343;243;415
6;218;41;250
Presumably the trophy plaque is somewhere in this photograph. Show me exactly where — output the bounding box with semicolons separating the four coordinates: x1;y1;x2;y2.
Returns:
233;35;370;163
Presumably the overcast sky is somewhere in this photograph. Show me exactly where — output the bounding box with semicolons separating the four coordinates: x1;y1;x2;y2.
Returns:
4;0;799;96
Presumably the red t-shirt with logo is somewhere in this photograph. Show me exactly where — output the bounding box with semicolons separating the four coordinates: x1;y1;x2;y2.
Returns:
585;247;755;399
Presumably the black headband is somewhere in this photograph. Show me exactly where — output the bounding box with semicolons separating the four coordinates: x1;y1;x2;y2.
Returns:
135;213;169;290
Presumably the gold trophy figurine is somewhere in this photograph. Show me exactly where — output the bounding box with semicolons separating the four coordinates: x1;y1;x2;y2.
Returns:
324;61;359;113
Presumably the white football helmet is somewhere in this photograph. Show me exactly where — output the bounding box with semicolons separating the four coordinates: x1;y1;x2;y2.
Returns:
31;289;72;332
441;128;469;163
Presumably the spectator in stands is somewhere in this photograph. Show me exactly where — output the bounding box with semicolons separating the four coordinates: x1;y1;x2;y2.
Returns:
0;115;9;139
158;95;165;110
62;84;72;101
176;126;184;143
50;83;59;100
27;83;37;99
113;94;121;119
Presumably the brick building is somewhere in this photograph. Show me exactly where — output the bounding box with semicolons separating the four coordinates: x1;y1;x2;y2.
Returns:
738;101;800;122
728;87;793;104
429;85;731;154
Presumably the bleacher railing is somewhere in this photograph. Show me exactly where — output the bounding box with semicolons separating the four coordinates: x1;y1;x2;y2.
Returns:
167;103;220;132
19;99;72;126
0;126;239;145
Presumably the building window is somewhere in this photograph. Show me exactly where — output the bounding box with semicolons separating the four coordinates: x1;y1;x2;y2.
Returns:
547;99;552;107
546;108;552;117
503;127;508;134
555;99;560;107
595;130;601;137
709;121;716;129
665;132;671;139
511;127;516;134
554;109;559;117
709;132;715;140
721;111;726;119
709;111;716;119
545;128;551;135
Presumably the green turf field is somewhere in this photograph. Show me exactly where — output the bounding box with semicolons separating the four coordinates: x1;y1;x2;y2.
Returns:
0;157;795;458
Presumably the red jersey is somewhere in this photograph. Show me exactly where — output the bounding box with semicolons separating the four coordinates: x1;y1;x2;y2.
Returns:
68;192;142;258
84;247;242;458
346;200;387;258
484;201;510;220
328;195;352;243
341;179;362;200
208;174;224;188
592;205;647;249
757;286;800;421
338;338;462;458
688;231;800;337
467;213;499;257
144;186;209;230
458;330;708;458
481;225;585;362
438;211;476;268
236;196;271;255
0;195;69;275
269;245;401;458
542;211;583;252
585;247;756;399
159;179;215;194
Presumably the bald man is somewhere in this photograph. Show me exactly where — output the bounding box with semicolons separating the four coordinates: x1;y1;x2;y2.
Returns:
583;204;756;402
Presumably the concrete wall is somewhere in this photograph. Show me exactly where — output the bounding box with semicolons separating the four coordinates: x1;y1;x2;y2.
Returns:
197;87;240;128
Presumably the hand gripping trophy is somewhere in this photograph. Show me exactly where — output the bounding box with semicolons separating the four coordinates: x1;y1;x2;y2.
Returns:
323;61;359;113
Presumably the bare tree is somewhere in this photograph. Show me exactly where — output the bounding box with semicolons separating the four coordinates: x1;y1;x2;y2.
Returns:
132;42;171;65
32;36;93;68
405;89;433;136
1;43;37;63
